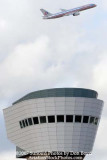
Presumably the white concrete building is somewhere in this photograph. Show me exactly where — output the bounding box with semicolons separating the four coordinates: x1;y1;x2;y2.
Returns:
3;88;104;159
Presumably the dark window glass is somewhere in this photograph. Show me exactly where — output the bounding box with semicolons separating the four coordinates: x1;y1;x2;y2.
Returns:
33;117;39;124
94;117;98;125
90;117;95;124
28;118;33;126
66;115;73;122
40;116;46;123
48;116;55;123
57;115;64;122
25;119;28;126
22;120;25;127
19;121;23;128
83;116;89;123
75;115;82;123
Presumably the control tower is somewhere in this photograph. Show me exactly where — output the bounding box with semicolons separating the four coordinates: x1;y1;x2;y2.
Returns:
3;88;104;160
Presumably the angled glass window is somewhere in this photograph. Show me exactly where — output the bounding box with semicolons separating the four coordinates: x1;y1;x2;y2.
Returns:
75;115;82;123
83;116;89;123
66;115;73;122
33;117;39;125
25;119;28;127
19;114;98;129
90;117;95;124
57;115;64;122
28;118;33;126
40;116;46;124
94;117;98;125
22;120;25;127
19;121;23;128
48;115;55;123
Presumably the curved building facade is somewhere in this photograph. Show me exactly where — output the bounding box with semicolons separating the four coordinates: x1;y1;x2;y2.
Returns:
3;88;104;159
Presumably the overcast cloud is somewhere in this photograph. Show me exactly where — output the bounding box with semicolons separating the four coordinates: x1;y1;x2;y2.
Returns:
0;0;107;160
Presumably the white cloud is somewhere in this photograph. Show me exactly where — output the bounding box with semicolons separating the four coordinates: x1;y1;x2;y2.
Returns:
0;151;24;160
0;19;7;30
101;0;107;9
93;53;107;90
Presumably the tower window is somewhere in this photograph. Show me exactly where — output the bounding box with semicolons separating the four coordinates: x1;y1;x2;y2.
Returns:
94;117;98;125
28;118;33;126
33;117;39;124
40;116;46;123
83;116;89;123
25;119;28;126
66;115;73;122
22;120;25;127
57;115;64;122
90;117;95;124
48;116;55;123
75;115;82;123
19;121;23;128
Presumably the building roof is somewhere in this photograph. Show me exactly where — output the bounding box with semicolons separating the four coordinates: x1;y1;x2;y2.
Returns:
13;88;98;105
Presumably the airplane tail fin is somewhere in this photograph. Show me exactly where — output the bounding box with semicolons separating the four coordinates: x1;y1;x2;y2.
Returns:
40;9;52;16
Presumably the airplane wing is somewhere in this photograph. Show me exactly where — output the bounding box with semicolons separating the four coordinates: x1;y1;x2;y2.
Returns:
60;9;67;12
60;9;80;16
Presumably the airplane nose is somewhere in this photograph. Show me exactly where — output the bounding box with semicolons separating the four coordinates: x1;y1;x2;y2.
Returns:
94;4;97;7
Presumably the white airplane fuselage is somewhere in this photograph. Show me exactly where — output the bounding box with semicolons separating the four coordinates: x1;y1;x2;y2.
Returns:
41;4;97;19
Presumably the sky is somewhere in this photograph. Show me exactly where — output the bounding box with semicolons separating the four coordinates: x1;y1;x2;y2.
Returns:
0;0;107;159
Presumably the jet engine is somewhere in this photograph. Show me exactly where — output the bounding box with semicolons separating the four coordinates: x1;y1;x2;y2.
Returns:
73;12;80;16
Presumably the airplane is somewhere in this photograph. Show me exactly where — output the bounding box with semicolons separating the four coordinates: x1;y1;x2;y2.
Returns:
40;4;97;19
